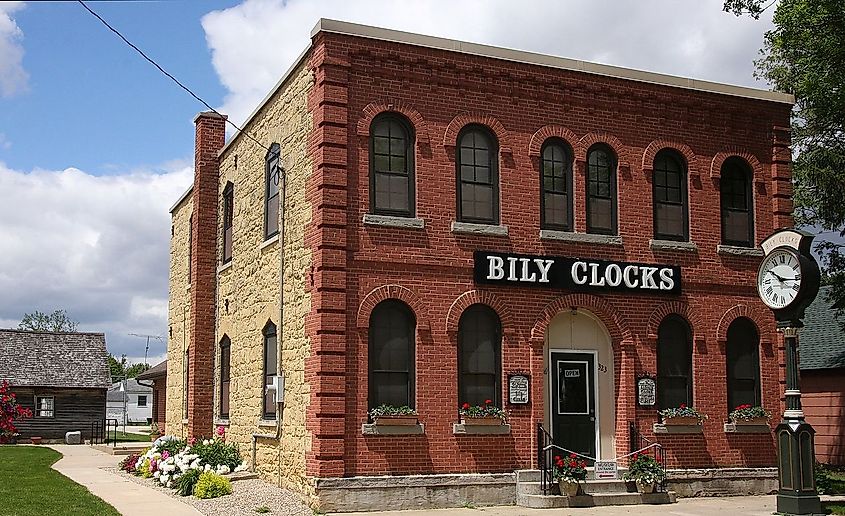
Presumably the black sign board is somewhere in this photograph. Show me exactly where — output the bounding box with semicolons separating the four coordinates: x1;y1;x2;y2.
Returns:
473;251;682;295
637;376;656;408
508;374;530;405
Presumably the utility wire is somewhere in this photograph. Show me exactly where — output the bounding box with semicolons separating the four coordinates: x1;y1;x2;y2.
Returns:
77;0;269;153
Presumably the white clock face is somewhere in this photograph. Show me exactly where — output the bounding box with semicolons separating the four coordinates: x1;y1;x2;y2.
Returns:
758;249;802;309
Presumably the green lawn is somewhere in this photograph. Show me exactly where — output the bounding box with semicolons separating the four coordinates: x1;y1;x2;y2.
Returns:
830;469;845;494
109;430;153;443
824;502;845;515
0;446;120;516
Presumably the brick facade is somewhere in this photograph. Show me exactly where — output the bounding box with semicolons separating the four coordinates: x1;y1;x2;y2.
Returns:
169;19;794;503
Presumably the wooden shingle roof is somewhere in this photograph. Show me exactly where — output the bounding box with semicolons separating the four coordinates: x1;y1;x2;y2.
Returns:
0;329;111;389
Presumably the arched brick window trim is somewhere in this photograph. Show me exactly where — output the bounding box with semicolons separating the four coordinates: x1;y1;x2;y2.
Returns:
528;126;579;159
715;304;771;344
357;284;430;331
642;140;698;177
710;151;764;183
530;293;631;345
356;102;429;143
445;290;514;338
579;132;630;169
443;113;511;154
645;300;704;343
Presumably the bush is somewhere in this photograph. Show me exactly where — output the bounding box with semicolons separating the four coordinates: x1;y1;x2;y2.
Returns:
191;439;241;471
119;453;140;473
156;437;187;457
176;468;201;497
817;462;833;495
139;458;152;478
194;472;232;499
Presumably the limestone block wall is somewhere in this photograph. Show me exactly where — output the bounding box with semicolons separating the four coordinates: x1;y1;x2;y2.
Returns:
166;195;192;439
213;56;315;494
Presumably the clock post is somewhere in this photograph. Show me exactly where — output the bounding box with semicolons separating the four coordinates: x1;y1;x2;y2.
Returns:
757;229;822;515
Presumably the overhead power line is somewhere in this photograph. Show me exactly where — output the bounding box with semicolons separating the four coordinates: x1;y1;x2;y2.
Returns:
77;0;269;153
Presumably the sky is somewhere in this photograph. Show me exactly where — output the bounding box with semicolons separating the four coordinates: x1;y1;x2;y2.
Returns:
0;0;782;365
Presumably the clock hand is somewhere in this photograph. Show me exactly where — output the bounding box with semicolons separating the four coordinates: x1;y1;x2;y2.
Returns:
769;271;789;282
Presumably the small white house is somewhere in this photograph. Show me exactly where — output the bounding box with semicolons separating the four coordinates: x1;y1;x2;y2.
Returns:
106;378;152;425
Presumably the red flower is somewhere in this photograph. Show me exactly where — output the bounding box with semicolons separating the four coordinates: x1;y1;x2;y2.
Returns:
569;452;577;459
679;403;687;409
632;453;638;461
484;399;493;405
462;402;470;410
580;461;587;468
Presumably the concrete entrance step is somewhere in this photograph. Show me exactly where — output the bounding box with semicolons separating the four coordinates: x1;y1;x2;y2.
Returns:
517;491;676;509
516;468;630;483
518;479;635;495
91;442;150;455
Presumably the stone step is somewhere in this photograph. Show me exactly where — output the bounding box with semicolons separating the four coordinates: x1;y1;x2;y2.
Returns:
517;491;675;509
515;468;630;483
518;479;635;495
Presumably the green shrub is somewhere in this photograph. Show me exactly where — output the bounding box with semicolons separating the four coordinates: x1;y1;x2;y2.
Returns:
176;469;201;497
817;462;833;495
194;472;232;499
191;439;242;470
139;458;152;478
156;438;187;457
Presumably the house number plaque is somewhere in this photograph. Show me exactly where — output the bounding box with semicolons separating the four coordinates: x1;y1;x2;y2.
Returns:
508;374;529;405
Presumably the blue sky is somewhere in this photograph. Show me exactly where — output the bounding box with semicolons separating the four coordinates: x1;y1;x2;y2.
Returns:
0;1;788;365
2;1;239;174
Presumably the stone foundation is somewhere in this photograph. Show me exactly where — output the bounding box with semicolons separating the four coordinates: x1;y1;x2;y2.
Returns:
313;473;516;512
667;467;778;497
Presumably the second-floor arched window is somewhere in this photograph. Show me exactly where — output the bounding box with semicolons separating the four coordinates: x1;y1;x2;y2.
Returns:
720;157;754;247
652;150;689;241
586;144;617;235
370;114;415;217
540;139;573;231
457;125;499;225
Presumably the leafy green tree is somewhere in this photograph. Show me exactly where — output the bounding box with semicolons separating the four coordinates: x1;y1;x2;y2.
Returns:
125;362;150;379
18;310;78;332
107;354;149;381
725;0;845;308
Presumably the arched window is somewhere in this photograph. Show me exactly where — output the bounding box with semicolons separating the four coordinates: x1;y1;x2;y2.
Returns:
457;125;499;224
219;335;231;419
458;304;502;407
222;182;234;264
264;143;281;239
652;150;688;241
262;321;277;419
369;300;415;410
370;114;414;217
657;315;693;409
586;144;617;235
720;158;754;247
540;139;573;231
726;317;761;412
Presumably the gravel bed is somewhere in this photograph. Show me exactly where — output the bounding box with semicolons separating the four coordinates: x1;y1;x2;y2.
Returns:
109;467;312;516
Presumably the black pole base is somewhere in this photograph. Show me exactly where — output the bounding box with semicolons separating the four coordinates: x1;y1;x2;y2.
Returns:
777;490;822;515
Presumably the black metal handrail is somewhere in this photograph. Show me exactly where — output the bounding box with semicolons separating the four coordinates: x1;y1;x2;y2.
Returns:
628;421;667;491
537;422;554;495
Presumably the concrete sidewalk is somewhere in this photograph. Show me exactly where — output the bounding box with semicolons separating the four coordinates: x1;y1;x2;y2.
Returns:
49;444;202;516
338;495;779;515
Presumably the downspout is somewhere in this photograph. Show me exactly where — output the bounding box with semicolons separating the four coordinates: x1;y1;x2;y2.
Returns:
252;161;287;473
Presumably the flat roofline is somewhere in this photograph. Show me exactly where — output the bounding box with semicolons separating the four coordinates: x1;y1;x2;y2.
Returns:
312;18;794;105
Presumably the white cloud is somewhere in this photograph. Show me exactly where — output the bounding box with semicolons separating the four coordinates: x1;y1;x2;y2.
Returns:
0;161;192;361
0;2;28;97
202;0;774;127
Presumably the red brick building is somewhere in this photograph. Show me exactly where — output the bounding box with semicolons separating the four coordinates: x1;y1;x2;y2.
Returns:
168;19;794;510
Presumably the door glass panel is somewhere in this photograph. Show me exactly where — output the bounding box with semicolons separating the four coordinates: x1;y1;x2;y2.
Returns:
557;361;589;415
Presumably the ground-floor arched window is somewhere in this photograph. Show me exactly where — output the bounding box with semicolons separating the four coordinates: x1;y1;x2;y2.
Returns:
726;317;761;412
369;300;416;410
458;304;502;407
657;314;693;409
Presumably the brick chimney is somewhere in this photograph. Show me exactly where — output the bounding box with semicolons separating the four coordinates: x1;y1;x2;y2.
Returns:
188;111;226;438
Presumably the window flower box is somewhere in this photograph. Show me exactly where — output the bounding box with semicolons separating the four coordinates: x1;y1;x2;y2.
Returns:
461;416;503;426
373;415;418;426
662;416;701;426
368;404;418;426
728;405;771;426
659;404;707;425
732;416;769;426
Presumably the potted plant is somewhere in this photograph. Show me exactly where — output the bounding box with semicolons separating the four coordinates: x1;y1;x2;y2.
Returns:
659;403;707;425
623;452;665;493
459;400;507;426
368;404;418;426
552;453;587;497
149;422;162;441
729;404;771;426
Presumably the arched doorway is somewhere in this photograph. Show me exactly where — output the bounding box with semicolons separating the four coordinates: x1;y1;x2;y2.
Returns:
545;309;616;462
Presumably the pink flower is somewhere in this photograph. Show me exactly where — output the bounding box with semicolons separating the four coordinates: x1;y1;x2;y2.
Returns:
216;425;226;437
188;437;197;446
161;450;170;460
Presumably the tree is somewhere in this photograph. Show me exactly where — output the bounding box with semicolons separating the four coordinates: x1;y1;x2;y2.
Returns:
18;309;79;332
107;354;149;381
725;0;845;308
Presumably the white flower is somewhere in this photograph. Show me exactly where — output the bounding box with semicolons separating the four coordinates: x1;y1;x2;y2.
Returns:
153;471;161;478
204;464;212;472
161;474;170;484
202;439;210;445
216;465;230;475
234;464;247;472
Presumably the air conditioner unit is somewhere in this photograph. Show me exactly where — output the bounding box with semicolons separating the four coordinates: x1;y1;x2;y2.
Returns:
272;374;285;404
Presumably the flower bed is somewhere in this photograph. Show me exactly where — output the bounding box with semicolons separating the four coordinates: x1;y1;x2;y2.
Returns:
119;426;246;499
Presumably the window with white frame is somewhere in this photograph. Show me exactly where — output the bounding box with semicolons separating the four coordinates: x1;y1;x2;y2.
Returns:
36;396;54;417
